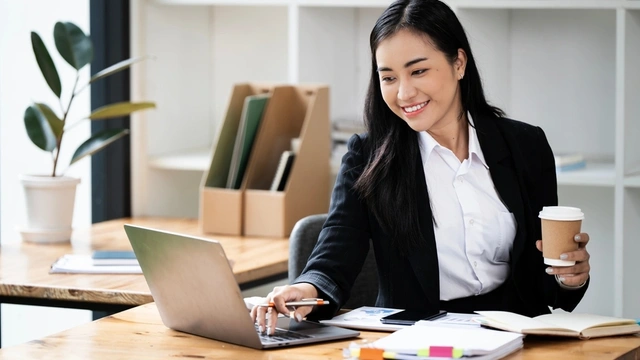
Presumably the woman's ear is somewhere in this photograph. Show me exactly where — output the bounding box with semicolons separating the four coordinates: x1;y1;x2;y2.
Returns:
455;48;467;78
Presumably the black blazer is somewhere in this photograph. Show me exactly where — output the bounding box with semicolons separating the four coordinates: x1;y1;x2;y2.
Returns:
295;115;588;319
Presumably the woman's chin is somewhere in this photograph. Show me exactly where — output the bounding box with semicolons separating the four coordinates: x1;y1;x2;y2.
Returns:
403;117;434;133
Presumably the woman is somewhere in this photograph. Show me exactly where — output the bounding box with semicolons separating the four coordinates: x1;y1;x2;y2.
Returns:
253;0;591;335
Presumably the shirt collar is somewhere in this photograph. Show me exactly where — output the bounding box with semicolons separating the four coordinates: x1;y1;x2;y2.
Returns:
417;113;489;169
468;114;489;169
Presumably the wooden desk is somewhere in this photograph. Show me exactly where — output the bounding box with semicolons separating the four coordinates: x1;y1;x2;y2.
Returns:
0;218;289;346
0;303;638;359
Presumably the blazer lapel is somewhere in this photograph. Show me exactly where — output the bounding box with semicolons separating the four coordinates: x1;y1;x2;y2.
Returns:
474;116;527;266
407;151;441;310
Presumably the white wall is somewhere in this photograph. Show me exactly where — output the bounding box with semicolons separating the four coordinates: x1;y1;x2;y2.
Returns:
0;0;92;347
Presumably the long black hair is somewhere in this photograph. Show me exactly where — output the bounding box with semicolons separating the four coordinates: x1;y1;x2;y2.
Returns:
354;0;505;253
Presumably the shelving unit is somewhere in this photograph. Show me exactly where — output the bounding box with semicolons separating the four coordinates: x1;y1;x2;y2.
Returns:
148;148;210;171
556;163;615;187
620;8;640;319
625;175;640;187
130;0;639;318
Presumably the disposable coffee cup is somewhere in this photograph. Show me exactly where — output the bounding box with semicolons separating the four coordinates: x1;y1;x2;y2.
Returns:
539;206;584;266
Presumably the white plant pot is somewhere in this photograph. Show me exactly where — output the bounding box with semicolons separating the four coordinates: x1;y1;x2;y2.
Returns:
20;175;81;244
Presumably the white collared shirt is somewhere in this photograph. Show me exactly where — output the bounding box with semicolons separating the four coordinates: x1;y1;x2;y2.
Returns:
418;115;517;301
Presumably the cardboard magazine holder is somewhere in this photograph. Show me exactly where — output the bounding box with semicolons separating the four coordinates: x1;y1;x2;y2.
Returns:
243;85;330;237
199;83;330;237
199;83;273;235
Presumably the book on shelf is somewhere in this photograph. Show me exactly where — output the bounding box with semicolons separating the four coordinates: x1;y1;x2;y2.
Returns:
332;119;365;143
226;93;270;189
554;153;586;172
270;150;296;191
333;119;366;134
475;311;640;339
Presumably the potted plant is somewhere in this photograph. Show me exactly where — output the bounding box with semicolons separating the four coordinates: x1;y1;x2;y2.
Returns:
21;21;155;244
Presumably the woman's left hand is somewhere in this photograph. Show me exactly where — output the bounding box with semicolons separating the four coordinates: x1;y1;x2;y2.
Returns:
535;232;591;287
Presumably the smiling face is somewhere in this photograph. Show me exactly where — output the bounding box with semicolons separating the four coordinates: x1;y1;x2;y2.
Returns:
375;29;466;134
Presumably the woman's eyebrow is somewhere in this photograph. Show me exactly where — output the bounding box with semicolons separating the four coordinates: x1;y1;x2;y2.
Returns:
377;57;428;72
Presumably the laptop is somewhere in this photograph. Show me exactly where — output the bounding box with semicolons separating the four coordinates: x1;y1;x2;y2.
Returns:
123;224;360;349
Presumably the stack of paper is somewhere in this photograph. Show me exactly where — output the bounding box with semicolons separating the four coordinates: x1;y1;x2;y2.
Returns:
50;254;142;274
369;324;523;359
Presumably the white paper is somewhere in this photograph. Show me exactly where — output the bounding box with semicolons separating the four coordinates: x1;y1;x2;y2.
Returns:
418;312;481;328
320;306;405;332
50;254;142;274
373;324;523;357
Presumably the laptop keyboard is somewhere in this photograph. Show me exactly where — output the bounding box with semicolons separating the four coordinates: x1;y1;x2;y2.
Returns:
254;324;312;343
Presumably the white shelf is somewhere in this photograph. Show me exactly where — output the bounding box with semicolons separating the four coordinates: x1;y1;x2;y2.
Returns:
153;0;289;5
153;0;390;6
556;162;615;187
453;0;623;9
625;175;640;187
296;0;391;6
625;1;640;10
149;148;211;171
152;0;630;8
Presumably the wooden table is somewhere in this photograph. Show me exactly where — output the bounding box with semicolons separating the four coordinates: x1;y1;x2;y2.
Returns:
0;218;289;346
0;303;638;359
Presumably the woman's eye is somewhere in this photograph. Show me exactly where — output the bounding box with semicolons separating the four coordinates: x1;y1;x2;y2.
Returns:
381;76;395;83
412;69;427;76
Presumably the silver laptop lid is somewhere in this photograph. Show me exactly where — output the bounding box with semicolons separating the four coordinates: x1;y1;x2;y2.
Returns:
124;224;263;349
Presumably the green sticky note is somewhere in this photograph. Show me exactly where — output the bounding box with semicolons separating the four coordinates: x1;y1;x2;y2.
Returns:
417;349;429;357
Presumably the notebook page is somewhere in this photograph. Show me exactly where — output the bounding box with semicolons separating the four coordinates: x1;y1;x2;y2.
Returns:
373;324;523;356
476;311;566;332
535;313;637;333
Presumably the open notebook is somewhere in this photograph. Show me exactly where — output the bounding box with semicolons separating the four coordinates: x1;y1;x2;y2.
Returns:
475;311;640;339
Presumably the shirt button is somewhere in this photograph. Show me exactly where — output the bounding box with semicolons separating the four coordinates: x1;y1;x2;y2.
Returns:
457;176;463;183
469;219;475;225
473;261;478;267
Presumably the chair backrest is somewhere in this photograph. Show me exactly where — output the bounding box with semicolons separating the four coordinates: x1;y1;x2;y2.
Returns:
288;214;378;309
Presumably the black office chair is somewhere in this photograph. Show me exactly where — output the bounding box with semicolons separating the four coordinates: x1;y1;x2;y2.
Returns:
288;214;378;309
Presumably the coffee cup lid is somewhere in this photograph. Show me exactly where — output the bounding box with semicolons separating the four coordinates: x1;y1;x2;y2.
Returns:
538;206;584;221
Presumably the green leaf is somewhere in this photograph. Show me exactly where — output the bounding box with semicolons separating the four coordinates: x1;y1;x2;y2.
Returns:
89;56;152;84
88;102;156;120
54;22;93;70
70;128;130;165
31;32;62;97
35;103;63;138
24;105;57;152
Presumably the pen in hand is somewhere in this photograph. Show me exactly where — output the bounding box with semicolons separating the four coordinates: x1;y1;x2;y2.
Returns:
258;299;330;307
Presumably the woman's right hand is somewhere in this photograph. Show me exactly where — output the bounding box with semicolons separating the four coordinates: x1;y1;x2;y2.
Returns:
250;283;318;336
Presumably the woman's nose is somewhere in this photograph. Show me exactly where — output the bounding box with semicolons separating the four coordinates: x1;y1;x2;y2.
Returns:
397;80;418;101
